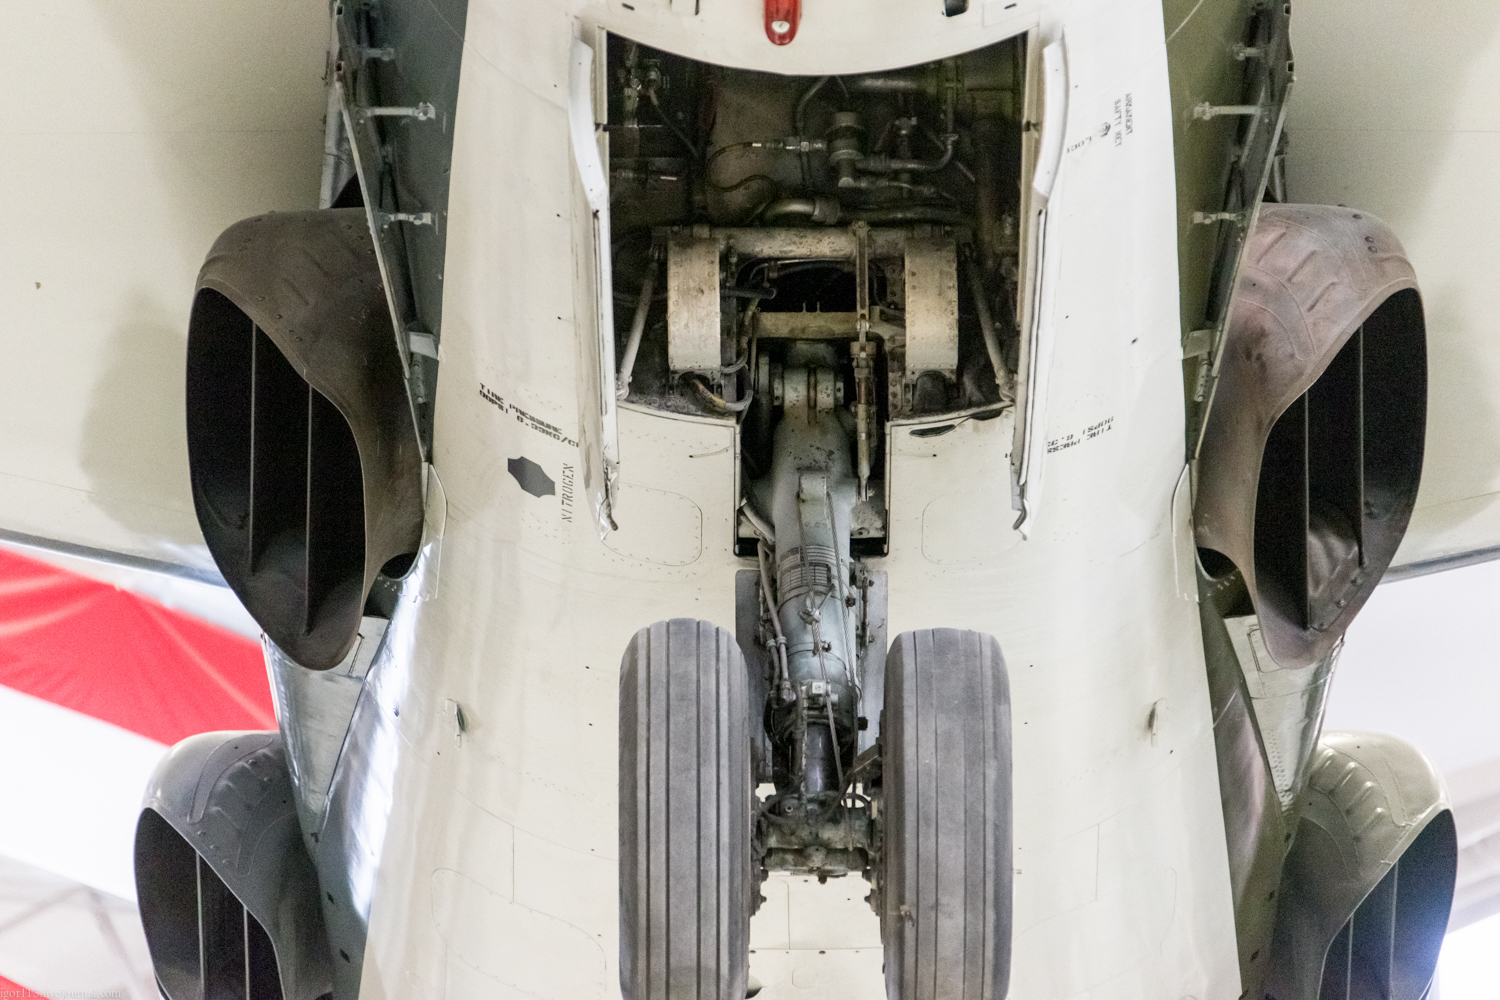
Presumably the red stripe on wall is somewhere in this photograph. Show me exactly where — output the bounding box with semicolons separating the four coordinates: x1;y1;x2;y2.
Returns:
0;973;49;998
0;547;273;746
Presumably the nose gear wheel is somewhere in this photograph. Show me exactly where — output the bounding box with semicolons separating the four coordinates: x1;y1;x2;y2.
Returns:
618;619;756;1000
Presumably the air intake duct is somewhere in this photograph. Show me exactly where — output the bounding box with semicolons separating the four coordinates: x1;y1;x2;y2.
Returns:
1195;205;1426;668
185;209;424;670
136;732;332;1000
1261;732;1456;1000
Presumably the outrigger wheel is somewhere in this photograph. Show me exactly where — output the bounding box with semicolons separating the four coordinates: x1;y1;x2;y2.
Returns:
880;629;1014;1000
618;619;756;1000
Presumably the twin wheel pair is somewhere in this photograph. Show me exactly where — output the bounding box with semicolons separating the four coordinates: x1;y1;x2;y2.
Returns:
619;620;1014;1000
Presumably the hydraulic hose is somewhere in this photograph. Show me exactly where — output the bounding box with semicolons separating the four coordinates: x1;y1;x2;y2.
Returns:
855;134;957;175
616;258;658;399
762;198;968;228
965;254;1016;403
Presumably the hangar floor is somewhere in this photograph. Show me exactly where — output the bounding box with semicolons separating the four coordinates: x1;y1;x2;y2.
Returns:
0;853;153;999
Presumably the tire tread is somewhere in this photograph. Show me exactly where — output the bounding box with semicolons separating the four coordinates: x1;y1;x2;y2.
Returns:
882;628;1012;1000
620;619;751;1000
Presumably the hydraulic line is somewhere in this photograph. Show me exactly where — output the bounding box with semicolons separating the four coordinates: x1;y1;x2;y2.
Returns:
616;254;658;399
757;539;792;702
853;133;957;174
793;76;832;138
965;253;1016;402
741;500;776;546
648;89;698;160
853;206;969;226
760;198;970;227
852;223;874;500
688;374;753;412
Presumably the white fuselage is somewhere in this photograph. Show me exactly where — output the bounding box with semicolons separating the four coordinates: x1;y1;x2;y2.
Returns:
350;2;1240;997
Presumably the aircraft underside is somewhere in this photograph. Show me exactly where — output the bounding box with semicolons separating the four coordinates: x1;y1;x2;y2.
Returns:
125;1;1457;999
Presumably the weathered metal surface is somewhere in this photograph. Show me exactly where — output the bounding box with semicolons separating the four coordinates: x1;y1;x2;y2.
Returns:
706;226;910;259
1164;0;1294;449
666;232;723;372
264;618;387;848
1262;733;1456;1000
1195;204;1426;668
1199;595;1290;999
903;235;960;382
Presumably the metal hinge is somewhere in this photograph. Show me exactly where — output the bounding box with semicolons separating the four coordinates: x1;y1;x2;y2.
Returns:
1183;328;1214;359
407;330;440;360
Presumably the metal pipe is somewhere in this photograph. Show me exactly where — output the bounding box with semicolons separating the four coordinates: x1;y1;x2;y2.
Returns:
847;76;923;93
615;259;658;399
965;254;1015;402
973;115;1006;276
852;223;874;500
763;196;843;225
794;76;832;136
847;206;969;227
689;375;754;412
741;500;776;545
836;175;946;200
757;540;791;701
854;134;957;175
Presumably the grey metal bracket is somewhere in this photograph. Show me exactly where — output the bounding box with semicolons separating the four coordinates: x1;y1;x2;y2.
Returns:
359;102;436;121
338;75;429;455
1193;210;1248;225
378;211;435;228
1193;102;1263;120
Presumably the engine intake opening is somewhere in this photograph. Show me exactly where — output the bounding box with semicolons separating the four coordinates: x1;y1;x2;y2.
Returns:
136;809;288;1000
1195;205;1426;668
185;210;424;669
188;290;367;657
1253;289;1425;644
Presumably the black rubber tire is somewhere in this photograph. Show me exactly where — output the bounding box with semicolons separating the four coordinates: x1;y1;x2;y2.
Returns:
619;619;753;1000
881;629;1013;1000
